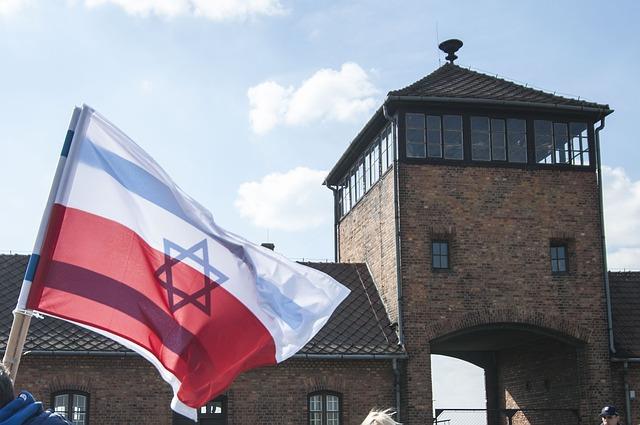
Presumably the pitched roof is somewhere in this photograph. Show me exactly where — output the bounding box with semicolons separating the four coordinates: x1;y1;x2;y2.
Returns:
0;255;403;358
609;271;640;358
388;63;611;112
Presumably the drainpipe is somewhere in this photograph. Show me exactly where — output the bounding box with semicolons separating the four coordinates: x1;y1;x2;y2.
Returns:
393;358;402;421
384;102;405;423
383;103;405;346
624;361;632;425
595;117;615;354
328;185;340;262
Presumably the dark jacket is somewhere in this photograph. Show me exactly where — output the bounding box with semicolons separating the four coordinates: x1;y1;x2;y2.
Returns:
0;392;72;425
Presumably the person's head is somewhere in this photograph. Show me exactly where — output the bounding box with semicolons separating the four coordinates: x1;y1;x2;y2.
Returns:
601;405;620;425
0;362;15;408
360;409;401;425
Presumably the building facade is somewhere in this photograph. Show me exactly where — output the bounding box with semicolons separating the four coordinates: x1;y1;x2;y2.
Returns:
2;42;639;425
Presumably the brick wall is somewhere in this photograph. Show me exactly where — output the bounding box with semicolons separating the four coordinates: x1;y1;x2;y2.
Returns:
611;362;640;425
14;355;394;425
397;163;612;424
338;169;399;324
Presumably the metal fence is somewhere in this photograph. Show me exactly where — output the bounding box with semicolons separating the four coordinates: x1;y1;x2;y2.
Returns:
434;408;581;425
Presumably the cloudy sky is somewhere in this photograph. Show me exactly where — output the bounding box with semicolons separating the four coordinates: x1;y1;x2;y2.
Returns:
1;0;638;411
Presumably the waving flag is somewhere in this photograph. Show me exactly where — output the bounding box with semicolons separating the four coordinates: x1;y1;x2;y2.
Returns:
25;106;349;419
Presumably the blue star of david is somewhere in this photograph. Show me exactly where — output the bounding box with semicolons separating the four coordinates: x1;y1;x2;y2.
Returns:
154;239;228;316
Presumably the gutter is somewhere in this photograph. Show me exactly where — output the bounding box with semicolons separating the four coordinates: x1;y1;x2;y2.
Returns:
21;350;409;360
23;350;137;357
292;353;407;360
594;117;616;355
386;94;613;116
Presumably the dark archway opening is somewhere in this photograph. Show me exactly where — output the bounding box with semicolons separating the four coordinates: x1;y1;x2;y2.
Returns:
430;323;584;425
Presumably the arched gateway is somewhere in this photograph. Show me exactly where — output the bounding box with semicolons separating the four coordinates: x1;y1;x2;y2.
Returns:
324;40;615;424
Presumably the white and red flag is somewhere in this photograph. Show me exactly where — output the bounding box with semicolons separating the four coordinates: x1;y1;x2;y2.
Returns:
23;106;350;419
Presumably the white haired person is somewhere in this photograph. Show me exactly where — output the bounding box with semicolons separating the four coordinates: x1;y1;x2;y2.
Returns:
360;408;402;425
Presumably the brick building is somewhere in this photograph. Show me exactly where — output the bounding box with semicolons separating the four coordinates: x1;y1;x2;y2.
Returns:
1;41;639;425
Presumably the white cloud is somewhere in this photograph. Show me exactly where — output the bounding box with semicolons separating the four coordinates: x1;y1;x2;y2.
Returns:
247;62;379;134
603;166;640;270
0;0;29;16
235;167;331;231
83;0;285;20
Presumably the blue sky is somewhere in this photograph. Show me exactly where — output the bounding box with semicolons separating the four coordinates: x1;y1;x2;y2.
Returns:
1;0;638;411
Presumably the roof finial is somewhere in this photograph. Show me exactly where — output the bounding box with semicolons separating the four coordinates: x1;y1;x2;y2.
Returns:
438;39;463;64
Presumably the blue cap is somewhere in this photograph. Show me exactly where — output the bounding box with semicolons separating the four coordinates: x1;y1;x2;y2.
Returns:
601;406;619;417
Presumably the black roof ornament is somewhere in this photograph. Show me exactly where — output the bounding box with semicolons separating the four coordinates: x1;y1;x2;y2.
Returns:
438;39;463;64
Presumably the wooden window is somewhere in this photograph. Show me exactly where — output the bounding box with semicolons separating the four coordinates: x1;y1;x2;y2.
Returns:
507;119;527;163
443;115;463;159
550;244;568;274
535;120;590;166
52;391;89;425
406;113;426;158
309;392;341;425
432;241;449;269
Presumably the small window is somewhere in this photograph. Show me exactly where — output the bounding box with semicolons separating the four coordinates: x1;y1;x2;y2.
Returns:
309;392;341;425
406;113;426;158
53;391;88;425
550;245;568;273
432;241;449;269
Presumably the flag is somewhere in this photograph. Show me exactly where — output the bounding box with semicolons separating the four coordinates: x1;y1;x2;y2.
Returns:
25;106;350;420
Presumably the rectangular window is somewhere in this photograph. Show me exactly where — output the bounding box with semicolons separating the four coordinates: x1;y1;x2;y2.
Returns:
507;119;527;163
570;122;589;166
536;120;590;166
534;120;554;164
471;116;509;162
426;115;443;158
443;115;463;159
381;131;389;171
356;162;364;201
554;122;570;164
471;116;491;161
310;395;322;425
372;140;380;184
387;124;395;165
406;113;426;158
550;244;568;273
491;119;507;161
432;241;449;269
364;150;371;192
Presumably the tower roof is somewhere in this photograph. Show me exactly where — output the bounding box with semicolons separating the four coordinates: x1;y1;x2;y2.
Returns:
388;63;611;111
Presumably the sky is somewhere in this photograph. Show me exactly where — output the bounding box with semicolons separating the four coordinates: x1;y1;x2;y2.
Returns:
0;0;639;412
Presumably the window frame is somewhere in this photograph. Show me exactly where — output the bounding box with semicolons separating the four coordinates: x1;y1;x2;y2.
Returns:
432;240;450;271
399;109;594;170
308;391;342;425
550;243;569;275
51;390;90;425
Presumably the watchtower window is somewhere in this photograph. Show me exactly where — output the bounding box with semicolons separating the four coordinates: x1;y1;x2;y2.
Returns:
535;120;589;166
443;115;463;159
432;241;449;269
406;113;426;158
550;244;568;273
471;117;508;161
507;119;527;163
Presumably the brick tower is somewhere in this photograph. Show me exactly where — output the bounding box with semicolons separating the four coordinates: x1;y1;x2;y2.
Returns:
325;40;614;425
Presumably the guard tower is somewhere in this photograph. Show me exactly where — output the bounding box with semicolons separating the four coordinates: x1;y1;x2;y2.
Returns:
324;40;614;425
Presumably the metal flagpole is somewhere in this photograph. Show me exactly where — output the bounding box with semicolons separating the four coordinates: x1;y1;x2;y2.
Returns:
2;106;83;381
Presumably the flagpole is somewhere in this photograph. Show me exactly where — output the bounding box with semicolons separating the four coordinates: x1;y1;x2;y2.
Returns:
2;106;83;381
